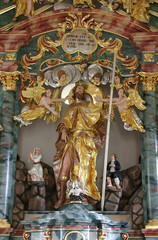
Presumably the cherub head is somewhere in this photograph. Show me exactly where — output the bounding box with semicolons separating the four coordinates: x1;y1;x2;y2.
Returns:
57;70;68;86
36;71;44;83
92;72;103;85
79;59;88;70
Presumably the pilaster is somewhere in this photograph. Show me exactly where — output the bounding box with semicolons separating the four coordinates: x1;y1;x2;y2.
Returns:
0;30;30;227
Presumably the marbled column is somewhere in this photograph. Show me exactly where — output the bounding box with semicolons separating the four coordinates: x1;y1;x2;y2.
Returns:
141;88;158;225
0;82;20;225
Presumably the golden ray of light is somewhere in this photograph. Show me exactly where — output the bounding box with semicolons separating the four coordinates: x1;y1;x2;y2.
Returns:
149;10;158;17
0;4;53;31
0;4;16;15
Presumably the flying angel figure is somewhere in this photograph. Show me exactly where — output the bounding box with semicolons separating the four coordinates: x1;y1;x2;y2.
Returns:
95;88;146;133
14;87;67;126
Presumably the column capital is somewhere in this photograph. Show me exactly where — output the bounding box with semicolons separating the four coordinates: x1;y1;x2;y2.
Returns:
139;72;158;92
0;71;20;91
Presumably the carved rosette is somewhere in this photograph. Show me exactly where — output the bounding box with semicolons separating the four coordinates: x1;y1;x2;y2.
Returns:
122;233;129;240
43;231;51;240
139;72;158;92
98;230;106;240
23;232;30;240
0;71;20;91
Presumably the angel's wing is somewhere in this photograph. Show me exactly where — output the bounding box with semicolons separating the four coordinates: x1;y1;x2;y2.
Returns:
22;86;46;105
128;89;146;110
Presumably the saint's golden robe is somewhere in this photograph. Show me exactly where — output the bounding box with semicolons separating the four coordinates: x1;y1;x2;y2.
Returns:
53;100;106;202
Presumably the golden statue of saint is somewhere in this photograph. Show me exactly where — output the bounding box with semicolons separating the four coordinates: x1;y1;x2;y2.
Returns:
53;83;108;209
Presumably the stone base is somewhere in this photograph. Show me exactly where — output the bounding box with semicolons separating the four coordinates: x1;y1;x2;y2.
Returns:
22;203;129;240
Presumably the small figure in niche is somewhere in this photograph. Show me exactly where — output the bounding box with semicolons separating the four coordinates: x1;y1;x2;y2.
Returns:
107;154;122;189
28;147;44;182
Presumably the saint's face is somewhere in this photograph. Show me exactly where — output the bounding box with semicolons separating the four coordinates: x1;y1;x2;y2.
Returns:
74;85;85;100
75;86;84;95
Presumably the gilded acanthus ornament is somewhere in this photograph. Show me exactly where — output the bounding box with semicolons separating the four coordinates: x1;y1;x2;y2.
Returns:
119;0;158;23
20;12;138;74
0;71;20;91
144;53;155;62
139;72;158;92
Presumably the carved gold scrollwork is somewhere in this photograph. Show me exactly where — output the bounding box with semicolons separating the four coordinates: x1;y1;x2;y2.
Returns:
21;35;59;71
0;71;20;91
98;37;138;74
20;12;138;74
123;75;139;92
139;72;158;92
